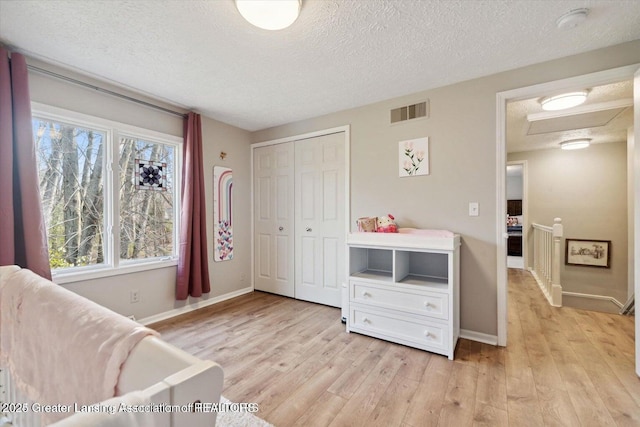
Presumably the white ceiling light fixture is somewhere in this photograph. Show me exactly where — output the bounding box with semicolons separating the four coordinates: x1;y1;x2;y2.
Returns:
560;138;591;150
540;90;589;111
556;8;590;30
236;0;301;31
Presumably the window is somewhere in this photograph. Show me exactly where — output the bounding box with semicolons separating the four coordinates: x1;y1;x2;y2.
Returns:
118;136;176;262
32;104;181;280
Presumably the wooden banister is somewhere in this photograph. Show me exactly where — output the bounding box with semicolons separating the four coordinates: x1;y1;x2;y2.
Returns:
531;218;563;307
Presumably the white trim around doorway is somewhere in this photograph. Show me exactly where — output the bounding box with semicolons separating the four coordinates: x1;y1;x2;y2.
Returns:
495;64;640;347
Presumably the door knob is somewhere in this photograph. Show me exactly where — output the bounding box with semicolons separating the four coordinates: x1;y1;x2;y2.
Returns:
279;226;284;231
306;227;312;232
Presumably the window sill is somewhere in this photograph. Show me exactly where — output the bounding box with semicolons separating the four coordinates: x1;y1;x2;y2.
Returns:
52;258;179;285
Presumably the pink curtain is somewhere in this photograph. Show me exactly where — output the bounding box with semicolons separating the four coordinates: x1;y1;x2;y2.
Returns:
0;47;51;280
176;112;211;299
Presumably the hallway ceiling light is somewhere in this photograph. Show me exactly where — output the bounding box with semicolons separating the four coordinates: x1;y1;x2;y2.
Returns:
236;0;301;31
560;139;591;150
540;90;589;111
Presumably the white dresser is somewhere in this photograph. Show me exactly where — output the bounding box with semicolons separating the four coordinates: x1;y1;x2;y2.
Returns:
346;231;461;360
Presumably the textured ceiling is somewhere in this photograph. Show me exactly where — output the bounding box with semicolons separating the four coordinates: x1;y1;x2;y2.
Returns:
507;80;633;153
1;0;640;131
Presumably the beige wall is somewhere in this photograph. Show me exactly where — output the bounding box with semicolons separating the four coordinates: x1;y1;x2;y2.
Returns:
509;142;628;303
27;58;253;320
200;116;253;298
24;39;640;335
252;40;640;336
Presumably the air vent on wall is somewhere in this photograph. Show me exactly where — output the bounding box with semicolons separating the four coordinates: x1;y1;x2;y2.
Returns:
390;100;429;124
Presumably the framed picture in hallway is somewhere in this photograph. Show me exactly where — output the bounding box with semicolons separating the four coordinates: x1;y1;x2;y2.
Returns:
565;238;611;268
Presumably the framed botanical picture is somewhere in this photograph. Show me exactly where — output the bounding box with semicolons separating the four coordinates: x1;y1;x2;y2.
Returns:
565;238;611;268
399;137;429;177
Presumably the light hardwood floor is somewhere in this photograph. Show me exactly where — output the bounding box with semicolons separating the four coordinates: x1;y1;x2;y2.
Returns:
152;269;639;426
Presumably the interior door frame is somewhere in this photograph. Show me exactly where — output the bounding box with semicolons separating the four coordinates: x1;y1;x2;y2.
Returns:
506;160;528;268
250;125;351;296
634;66;640;377
496;63;640;349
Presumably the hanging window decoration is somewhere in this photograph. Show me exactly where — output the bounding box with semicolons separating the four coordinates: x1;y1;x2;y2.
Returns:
213;166;233;261
135;159;167;191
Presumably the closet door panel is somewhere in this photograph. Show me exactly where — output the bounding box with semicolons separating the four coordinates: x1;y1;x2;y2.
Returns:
253;143;294;297
254;132;346;306
323;237;339;290
257;234;271;279
301;236;316;285
294;133;345;307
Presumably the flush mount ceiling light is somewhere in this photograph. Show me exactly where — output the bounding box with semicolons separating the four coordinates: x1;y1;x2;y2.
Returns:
236;0;301;31
540;90;589;111
556;8;590;30
560;138;591;150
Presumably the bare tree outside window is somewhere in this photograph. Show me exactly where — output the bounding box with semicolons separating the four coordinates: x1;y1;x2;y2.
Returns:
119;137;175;261
34;119;105;268
33;117;177;272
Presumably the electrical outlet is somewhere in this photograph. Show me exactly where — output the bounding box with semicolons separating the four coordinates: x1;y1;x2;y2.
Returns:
130;290;140;304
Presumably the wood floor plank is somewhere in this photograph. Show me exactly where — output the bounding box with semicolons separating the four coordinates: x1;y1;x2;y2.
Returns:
292;391;347;427
364;374;419;427
222;364;281;405
327;347;405;427
475;343;507;412
505;271;546;427
254;332;354;418
402;353;452;427
472;404;508;427
536;387;581;427
391;343;432;382
566;310;640;409
437;362;478;427
327;340;387;399
150;274;639;427
266;356;353;426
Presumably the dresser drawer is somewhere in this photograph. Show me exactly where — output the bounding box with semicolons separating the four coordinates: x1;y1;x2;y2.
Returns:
350;280;449;320
349;304;449;353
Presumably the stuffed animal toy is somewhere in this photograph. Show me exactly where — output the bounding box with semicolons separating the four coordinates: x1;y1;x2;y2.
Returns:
356;217;377;232
376;214;398;233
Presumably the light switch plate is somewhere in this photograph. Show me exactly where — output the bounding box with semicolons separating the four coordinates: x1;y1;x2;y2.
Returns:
469;202;479;216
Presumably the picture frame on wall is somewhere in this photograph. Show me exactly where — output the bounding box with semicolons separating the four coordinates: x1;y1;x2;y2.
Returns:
213;166;233;262
565;238;611;268
398;137;429;177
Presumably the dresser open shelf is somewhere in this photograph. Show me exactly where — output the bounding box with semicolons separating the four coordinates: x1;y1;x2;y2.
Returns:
346;231;461;359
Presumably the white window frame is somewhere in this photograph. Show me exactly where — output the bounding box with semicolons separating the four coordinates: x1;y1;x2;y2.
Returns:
31;102;182;284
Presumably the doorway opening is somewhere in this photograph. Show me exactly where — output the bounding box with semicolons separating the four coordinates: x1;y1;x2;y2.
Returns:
506;162;526;270
495;64;639;355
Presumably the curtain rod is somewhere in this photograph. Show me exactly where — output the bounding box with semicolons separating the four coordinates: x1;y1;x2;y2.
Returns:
27;65;188;119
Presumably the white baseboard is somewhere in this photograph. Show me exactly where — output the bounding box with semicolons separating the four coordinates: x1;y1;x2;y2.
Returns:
562;291;624;308
460;329;499;346
138;286;254;325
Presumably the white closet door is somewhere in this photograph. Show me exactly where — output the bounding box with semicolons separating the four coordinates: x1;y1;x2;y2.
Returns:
294;132;345;307
253;143;294;297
